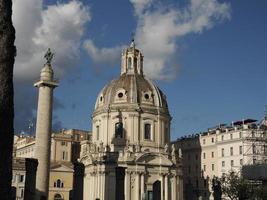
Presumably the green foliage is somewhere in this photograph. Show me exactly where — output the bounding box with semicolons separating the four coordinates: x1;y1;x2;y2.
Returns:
219;171;267;200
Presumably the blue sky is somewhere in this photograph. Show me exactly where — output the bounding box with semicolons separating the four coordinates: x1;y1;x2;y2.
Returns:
12;0;267;140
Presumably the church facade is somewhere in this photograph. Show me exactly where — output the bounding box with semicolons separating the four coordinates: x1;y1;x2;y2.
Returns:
80;41;183;200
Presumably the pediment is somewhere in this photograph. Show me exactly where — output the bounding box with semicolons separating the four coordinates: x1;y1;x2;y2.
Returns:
136;153;173;166
50;164;73;172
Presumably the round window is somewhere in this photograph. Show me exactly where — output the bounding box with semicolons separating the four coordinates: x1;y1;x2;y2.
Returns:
144;93;150;99
118;92;123;98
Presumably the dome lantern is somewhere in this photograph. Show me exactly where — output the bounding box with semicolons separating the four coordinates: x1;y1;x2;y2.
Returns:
121;39;143;75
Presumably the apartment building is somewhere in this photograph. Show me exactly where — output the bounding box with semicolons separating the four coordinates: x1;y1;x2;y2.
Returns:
14;129;91;162
12;129;91;200
173;118;267;200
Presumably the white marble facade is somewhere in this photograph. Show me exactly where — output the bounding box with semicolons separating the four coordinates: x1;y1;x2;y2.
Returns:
80;40;183;200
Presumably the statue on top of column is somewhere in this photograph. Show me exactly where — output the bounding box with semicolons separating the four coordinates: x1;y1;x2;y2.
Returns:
44;48;54;65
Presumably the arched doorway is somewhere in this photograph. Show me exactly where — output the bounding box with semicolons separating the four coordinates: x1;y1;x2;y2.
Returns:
153;180;161;200
54;193;63;200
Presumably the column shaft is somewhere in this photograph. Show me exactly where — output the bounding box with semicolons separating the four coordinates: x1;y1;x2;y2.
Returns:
172;176;177;200
136;173;140;200
165;175;169;200
140;174;144;199
161;175;164;200
125;172;130;200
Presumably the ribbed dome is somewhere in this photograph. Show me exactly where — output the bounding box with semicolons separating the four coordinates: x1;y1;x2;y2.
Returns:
94;73;168;110
93;41;169;116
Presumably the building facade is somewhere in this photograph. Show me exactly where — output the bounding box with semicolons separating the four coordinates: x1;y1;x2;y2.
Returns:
12;129;90;200
80;41;183;200
14;129;90;162
173;118;267;200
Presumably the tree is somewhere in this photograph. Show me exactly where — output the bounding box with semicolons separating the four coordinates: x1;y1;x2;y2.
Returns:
0;0;16;199
219;171;267;200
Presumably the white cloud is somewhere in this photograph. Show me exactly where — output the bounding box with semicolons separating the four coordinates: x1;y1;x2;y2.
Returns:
12;0;90;81
129;0;153;15
83;39;123;65
133;0;231;80
12;0;90;133
82;0;230;80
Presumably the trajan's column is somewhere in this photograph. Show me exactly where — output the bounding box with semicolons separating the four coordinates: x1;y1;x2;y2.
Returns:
34;49;58;199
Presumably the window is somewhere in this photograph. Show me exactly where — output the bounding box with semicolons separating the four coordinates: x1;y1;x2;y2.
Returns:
203;139;206;145
203;152;206;159
61;141;67;146
203;165;206;172
55;179;64;188
96;125;100;140
240;159;243;165
230;147;233;156
222;161;225;167
188;165;191;173
212;138;214;143
239;146;242;154
221;135;224;141
115;122;123;138
144;123;151;140
19;175;24;182
211;151;214;158
20;189;24;198
54;193;63;200
221;148;224;157
253;158;256;164
230;133;233;139
252;144;256;154
212;164;214;171
231;160;234;167
62;151;68;160
128;57;132;69
195;154;198;160
188;154;191;160
239;132;242;138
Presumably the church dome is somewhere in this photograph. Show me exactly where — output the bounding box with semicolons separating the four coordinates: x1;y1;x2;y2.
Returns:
94;41;169;115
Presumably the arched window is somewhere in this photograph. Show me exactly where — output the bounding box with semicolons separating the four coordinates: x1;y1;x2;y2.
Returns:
144;123;151;140
55;179;63;188
54;193;63;200
128;57;132;69
96;125;100;140
115;122;123;138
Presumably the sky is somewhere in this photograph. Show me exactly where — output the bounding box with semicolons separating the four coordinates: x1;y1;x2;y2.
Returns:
12;0;267;140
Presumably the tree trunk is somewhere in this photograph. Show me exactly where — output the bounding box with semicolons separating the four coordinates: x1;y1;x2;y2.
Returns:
0;0;16;199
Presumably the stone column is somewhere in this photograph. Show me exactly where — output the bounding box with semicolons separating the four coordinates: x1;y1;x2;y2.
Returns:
34;60;58;200
72;162;84;200
92;173;96;200
136;172;140;200
161;175;164;200
171;176;177;200
24;158;38;200
164;175;169;200
178;176;183;200
125;171;131;200
140;173;144;199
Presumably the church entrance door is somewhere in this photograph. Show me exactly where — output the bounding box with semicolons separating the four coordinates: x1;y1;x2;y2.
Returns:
152;180;161;200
